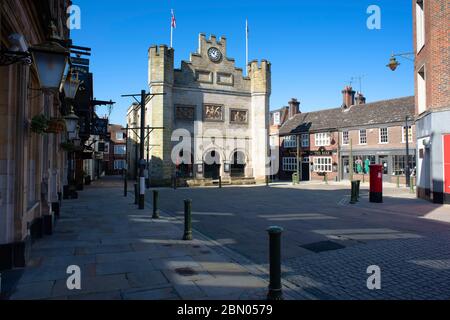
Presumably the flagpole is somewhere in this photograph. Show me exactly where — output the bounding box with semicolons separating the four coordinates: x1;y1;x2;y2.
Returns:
245;18;249;76
170;9;174;48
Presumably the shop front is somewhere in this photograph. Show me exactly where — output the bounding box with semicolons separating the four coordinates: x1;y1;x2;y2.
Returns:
341;149;416;183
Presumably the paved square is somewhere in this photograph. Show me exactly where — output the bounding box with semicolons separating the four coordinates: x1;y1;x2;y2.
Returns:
5;178;450;300
151;181;450;299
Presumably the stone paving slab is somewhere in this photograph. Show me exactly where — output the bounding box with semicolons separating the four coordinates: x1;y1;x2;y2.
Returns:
8;177;268;300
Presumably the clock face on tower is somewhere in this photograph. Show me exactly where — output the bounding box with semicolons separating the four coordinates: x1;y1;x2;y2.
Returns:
207;47;223;63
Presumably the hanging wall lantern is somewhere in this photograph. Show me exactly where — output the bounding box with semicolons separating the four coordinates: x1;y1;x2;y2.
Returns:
64;107;79;138
30;40;69;92
63;71;81;99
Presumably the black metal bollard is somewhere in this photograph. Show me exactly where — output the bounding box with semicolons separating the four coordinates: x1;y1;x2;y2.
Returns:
173;175;177;190
350;181;357;204
124;170;128;197
219;176;222;188
152;190;160;219
267;226;284;301
183;199;193;241
356;180;361;201
134;183;138;205
266;176;269;187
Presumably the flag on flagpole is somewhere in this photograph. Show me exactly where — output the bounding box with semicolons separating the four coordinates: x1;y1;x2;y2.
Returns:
171;9;177;29
170;9;176;48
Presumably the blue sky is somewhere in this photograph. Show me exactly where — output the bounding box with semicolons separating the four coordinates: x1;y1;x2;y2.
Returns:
71;0;413;126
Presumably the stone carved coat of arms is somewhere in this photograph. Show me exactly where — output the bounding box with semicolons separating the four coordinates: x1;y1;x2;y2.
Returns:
204;105;223;121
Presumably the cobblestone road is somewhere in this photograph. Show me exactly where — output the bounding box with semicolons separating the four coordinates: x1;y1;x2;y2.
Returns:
152;181;450;300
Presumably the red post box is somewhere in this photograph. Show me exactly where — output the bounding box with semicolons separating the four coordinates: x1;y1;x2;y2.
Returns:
369;164;383;203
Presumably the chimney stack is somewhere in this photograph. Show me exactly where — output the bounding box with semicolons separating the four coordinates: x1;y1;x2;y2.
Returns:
355;92;366;105
341;86;355;109
288;98;300;118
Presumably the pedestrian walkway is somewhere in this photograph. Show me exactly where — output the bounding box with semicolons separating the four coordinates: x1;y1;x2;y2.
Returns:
8;177;270;300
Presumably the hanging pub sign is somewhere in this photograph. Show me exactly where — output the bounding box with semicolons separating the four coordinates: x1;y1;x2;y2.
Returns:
71;64;89;76
74;71;93;113
91;118;108;137
71;57;90;67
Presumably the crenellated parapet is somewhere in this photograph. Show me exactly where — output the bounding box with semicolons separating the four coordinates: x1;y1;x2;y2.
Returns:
197;33;227;57
248;59;271;94
148;45;174;86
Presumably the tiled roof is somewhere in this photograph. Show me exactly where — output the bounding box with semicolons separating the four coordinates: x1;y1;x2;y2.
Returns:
279;96;415;135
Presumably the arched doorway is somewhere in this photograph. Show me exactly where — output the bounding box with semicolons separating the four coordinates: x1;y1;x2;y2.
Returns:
204;150;221;179
231;151;246;178
176;151;193;178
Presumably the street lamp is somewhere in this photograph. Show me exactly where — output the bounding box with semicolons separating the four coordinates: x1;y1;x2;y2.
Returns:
30;39;69;92
387;55;400;71
63;71;81;99
64;107;79;140
386;52;415;71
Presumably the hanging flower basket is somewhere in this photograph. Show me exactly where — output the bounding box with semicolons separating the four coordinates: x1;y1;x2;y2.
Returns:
46;118;66;134
30;114;49;135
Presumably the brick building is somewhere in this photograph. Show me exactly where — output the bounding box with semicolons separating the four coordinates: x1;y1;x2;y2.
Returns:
269;104;290;178
413;0;450;204
104;124;127;175
276;87;416;183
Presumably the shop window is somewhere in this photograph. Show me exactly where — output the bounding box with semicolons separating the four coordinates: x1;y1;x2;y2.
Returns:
313;157;332;172
393;155;416;175
359;129;367;145
342;131;349;145
114;145;126;155
315;133;331;147
379;128;389;144
402;126;413;143
283;136;297;148
301;134;309;147
283;157;297;172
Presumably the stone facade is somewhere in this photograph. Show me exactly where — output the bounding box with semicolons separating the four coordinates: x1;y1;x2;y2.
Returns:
0;0;71;270
140;34;271;185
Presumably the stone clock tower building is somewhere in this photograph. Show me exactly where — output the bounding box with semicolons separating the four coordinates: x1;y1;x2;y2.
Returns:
142;34;271;186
